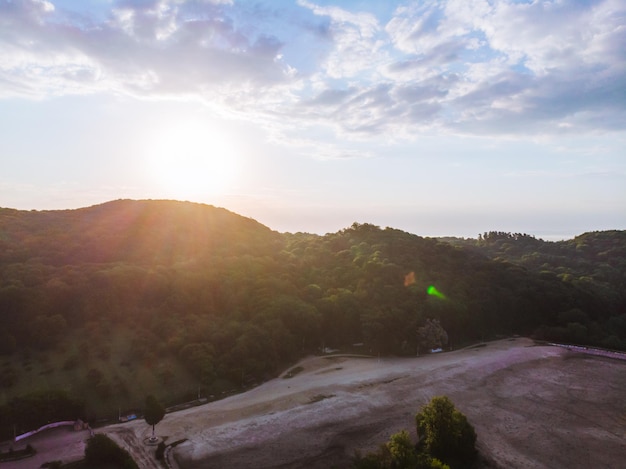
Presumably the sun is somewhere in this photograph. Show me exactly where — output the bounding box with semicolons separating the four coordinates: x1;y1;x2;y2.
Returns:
146;120;239;200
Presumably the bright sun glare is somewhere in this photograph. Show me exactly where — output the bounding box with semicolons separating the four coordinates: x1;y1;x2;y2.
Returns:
147;120;239;200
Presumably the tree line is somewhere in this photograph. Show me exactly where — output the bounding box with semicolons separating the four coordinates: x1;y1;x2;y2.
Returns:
0;201;624;422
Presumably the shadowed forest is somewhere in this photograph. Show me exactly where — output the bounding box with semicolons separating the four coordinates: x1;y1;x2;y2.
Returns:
1;200;624;437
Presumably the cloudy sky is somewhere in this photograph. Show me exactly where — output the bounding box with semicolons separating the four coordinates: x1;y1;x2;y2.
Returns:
1;0;625;239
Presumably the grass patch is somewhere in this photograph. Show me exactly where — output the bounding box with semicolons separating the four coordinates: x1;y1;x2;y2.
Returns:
0;329;199;423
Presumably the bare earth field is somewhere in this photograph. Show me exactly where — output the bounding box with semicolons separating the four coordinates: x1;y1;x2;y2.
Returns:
5;338;625;468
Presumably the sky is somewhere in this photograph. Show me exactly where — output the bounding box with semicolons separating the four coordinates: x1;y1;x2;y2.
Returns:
1;0;625;240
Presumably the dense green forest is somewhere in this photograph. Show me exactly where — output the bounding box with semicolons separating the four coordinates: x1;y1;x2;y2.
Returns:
1;200;624;435
442;230;626;348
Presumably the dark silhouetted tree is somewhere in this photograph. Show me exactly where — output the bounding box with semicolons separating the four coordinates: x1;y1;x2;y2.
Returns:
144;395;165;441
85;434;138;468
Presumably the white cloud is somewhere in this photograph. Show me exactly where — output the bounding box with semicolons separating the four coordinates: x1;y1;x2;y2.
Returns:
297;0;386;80
0;0;624;141
297;0;379;38
0;0;295;100
380;0;626;136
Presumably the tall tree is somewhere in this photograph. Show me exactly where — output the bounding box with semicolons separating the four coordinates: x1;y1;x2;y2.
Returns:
144;395;165;441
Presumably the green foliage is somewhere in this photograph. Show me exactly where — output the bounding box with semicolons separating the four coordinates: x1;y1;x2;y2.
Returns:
352;395;476;468
0;201;624;424
0;390;84;440
451;230;626;346
85;434;138;469
421;456;451;469
387;430;419;467
179;343;216;384
415;396;476;468
351;430;451;469
417;319;448;353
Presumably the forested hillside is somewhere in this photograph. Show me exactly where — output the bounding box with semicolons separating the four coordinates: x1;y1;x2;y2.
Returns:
1;200;624;432
442;231;626;349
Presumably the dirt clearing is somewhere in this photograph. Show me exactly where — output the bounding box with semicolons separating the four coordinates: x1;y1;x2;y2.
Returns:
99;338;625;468
14;338;624;468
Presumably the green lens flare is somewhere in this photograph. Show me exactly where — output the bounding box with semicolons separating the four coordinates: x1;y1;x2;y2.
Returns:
427;285;446;299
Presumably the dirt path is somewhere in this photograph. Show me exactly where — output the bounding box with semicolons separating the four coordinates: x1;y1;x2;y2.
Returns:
103;337;626;469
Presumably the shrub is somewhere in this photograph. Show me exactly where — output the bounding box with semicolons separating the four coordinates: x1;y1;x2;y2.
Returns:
415;396;476;468
85;434;138;469
351;396;475;468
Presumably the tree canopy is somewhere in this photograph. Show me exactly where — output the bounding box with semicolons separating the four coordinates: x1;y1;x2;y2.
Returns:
416;396;477;468
352;396;476;469
0;200;624;422
144;394;165;439
417;319;448;354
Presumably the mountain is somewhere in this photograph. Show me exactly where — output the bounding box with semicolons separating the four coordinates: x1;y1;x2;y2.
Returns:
0;199;281;265
0;200;624;433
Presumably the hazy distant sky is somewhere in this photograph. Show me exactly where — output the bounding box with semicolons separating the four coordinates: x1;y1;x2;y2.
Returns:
1;0;625;239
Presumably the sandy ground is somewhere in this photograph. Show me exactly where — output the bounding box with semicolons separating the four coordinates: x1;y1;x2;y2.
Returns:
4;338;626;468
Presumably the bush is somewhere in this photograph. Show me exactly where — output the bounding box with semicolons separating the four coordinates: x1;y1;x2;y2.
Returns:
351;396;475;469
351;430;450;469
85;434;138;469
415;396;476;468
